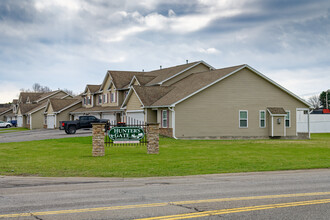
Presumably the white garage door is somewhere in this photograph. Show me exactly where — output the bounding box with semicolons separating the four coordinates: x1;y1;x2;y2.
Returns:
17;116;23;127
47;115;55;129
127;112;145;124
102;113;116;123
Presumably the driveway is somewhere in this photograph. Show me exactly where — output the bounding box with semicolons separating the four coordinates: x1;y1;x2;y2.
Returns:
0;129;92;143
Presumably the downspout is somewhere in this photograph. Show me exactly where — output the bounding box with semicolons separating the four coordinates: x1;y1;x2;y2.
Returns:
168;106;178;139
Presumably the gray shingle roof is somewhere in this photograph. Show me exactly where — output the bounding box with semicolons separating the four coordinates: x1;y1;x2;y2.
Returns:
49;98;81;112
267;107;287;115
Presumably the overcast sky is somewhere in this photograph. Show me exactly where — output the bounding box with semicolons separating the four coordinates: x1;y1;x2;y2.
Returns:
0;0;329;103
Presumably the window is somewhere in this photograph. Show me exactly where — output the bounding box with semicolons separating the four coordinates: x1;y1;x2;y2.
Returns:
285;111;290;127
103;94;106;103
27;115;30;124
44;115;47;125
162;110;168;128
259;110;266;128
239;110;248;128
98;95;102;104
83;97;86;105
110;92;113;102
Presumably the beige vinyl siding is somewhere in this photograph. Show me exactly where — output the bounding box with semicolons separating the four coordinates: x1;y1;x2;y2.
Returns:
118;91;125;106
162;63;210;86
47;104;54;114
101;76;112;107
85;90;93;108
133;79;140;85
101;84;118;107
175;68;308;138
157;108;172;128
31;108;45;129
271;116;285;136
146;108;157;123
56;103;81;128
126;92;143;111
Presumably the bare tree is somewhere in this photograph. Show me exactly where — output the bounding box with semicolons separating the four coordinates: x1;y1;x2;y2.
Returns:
308;95;320;109
32;83;42;92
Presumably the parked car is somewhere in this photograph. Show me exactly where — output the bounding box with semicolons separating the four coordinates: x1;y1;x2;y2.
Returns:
59;116;109;134
0;121;13;128
8;120;17;127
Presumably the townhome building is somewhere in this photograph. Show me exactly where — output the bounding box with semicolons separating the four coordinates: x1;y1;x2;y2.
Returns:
70;61;211;124
16;90;72;129
67;60;311;139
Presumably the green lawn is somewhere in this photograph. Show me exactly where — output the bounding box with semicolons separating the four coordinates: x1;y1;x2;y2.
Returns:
0;134;329;177
0;127;29;133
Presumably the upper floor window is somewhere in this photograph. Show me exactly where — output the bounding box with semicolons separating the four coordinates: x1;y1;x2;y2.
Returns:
239;110;248;128
103;94;107;103
285;111;290;127
110;92;116;103
83;97;86;105
259;110;266;128
98;95;102;104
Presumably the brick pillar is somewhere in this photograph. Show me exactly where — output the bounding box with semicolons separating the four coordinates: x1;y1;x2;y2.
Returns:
92;123;106;157
147;123;159;154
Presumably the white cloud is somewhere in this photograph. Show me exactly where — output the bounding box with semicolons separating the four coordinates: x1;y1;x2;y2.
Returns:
0;82;20;103
198;48;220;54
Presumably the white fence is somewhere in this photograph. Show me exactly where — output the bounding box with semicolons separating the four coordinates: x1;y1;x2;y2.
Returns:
297;112;330;133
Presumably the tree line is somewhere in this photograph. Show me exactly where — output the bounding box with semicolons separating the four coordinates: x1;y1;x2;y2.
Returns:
20;83;74;96
308;90;330;109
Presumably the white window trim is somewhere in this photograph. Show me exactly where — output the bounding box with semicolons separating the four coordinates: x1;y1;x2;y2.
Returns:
239;110;248;128
162;110;168;128
285;110;291;128
259;110;266;128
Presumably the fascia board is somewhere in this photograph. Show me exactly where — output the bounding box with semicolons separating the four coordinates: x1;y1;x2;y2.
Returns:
99;72;111;92
28;105;47;115
143;105;171;108
43;100;51;114
0;108;12;115
128;76;140;87
121;87;145;109
245;65;312;108
36;90;61;103
171;65;247;107
120;87;134;108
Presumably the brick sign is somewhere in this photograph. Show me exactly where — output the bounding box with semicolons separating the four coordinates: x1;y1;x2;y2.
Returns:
108;127;145;144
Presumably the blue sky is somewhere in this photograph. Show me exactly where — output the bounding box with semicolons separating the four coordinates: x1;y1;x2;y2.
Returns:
0;0;329;102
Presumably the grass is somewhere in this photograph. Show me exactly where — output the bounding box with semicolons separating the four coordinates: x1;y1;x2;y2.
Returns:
0;127;29;133
0;134;329;177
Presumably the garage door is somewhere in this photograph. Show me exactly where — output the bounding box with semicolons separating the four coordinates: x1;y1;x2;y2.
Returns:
102;113;116;124
17;116;23;127
47;115;55;129
126;112;145;124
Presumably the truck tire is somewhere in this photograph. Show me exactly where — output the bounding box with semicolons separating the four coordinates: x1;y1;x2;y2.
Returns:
6;125;11;128
65;129;69;134
68;126;76;134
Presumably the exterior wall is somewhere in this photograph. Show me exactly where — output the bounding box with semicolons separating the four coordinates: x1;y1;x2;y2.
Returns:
84;90;94;108
162;63;210;86
118;91;125;106
31;108;45;129
101;83;118;107
271;116;285;136
157;108;172;128
47;104;54;114
126;92;143;111
175;68;309;138
146;108;157;123
55;104;81;128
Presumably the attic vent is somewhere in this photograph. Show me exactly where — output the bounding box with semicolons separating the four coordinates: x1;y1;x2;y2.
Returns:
142;69;144;72
186;60;188;64
160;65;162;69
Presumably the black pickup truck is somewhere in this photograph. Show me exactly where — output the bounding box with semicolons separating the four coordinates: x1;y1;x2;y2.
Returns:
59;116;109;134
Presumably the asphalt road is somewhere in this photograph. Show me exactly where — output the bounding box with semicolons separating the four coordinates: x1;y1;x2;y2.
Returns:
0;129;92;143
0;169;329;219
